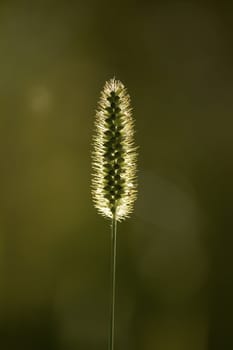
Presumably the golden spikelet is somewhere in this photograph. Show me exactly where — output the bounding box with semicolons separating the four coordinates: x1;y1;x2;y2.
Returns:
92;78;138;222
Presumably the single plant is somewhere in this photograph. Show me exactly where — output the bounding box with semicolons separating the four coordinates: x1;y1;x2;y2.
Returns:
92;78;138;350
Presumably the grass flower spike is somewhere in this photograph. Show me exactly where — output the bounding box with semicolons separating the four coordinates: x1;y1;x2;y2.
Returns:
92;78;137;221
92;77;138;350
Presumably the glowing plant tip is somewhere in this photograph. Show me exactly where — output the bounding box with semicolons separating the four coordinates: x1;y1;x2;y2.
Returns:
92;78;138;221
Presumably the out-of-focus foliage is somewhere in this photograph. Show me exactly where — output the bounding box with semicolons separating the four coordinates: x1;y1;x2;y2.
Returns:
0;1;233;349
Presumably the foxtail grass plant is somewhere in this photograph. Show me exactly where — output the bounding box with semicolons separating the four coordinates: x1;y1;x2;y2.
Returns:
92;78;138;350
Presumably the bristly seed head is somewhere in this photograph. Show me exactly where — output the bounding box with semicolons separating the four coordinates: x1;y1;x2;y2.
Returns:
92;78;138;222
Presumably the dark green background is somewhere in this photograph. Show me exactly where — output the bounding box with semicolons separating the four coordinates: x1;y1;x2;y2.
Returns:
0;0;233;349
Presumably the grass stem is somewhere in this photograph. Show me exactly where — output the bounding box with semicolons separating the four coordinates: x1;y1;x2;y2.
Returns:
109;215;117;350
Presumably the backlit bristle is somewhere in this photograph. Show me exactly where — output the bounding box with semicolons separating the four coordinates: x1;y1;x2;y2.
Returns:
92;78;138;221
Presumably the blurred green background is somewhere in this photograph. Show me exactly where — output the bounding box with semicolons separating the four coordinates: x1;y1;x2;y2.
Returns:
0;0;233;349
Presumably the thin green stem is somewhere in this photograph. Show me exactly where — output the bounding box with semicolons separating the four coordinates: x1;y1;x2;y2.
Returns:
109;215;117;350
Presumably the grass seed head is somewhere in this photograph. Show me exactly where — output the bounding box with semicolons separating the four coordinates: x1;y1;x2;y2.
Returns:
92;78;138;221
